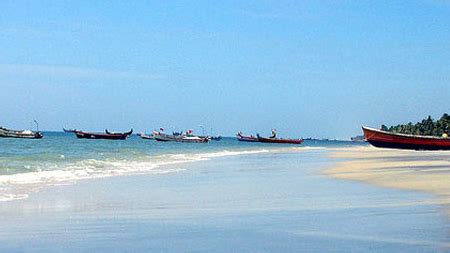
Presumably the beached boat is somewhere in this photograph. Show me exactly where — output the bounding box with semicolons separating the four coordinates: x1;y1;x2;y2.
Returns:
362;126;450;150
236;132;259;142
74;129;133;140
256;134;303;144
0;126;43;139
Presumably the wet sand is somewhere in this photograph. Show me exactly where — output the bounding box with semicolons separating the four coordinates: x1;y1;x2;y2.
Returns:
1;148;449;252
326;146;450;214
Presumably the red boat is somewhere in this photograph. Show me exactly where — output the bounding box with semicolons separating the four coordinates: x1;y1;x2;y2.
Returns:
256;134;303;145
74;129;133;140
362;126;450;150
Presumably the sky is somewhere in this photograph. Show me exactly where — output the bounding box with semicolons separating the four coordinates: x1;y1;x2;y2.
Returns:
0;0;449;139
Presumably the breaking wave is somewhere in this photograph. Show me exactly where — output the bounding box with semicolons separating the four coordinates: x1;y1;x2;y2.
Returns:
0;149;274;202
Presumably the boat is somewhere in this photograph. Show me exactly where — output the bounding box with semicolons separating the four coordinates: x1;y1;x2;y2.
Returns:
153;129;209;143
138;132;155;140
176;136;209;143
63;128;77;133
105;129;133;135
0;126;43;139
154;133;178;142
256;134;303;144
362;126;450;150
236;132;259;142
74;129;133;140
209;136;222;141
350;135;366;142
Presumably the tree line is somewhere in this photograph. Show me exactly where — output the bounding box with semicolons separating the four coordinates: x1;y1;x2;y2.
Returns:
381;113;449;137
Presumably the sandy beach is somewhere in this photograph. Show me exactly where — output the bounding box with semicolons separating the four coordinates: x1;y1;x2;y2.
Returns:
1;147;450;252
326;146;450;214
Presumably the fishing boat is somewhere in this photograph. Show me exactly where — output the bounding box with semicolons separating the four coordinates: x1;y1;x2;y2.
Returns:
362;126;450;150
256;134;303;144
0;126;43;139
154;133;177;142
138;132;155;140
209;136;222;141
63;128;77;133
74;129;133;140
176;136;209;143
236;132;259;142
153;129;209;143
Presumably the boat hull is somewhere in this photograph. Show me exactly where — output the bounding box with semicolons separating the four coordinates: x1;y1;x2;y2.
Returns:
176;137;209;143
0;134;43;139
63;128;77;133
0;127;43;139
75;131;129;140
362;127;450;150
257;136;303;144
237;136;259;142
140;135;154;140
154;135;177;142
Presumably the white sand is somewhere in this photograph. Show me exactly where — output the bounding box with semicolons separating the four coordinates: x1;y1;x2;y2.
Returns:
326;146;450;214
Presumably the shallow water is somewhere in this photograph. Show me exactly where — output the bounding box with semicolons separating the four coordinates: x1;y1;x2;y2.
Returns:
0;132;362;201
0;148;448;252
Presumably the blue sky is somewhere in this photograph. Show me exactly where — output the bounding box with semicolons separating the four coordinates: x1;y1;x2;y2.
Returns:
0;1;449;138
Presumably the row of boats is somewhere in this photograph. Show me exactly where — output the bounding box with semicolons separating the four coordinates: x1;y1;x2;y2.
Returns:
1;124;449;150
136;129;213;143
236;131;304;144
0;126;303;145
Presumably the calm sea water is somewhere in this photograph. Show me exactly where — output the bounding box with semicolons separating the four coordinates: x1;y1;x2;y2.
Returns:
0;132;363;201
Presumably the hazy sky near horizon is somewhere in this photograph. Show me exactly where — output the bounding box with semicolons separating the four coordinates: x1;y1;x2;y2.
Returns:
0;1;449;138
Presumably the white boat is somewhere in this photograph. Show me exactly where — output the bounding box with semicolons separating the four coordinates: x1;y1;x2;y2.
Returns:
0;126;43;139
176;136;209;143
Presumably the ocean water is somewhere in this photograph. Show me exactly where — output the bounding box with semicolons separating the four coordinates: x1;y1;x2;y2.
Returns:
0;133;449;252
0;132;362;201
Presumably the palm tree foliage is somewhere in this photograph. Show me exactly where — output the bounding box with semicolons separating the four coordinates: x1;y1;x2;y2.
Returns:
381;113;449;137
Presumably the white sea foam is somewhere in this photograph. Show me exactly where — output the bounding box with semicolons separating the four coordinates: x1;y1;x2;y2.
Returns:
0;148;290;202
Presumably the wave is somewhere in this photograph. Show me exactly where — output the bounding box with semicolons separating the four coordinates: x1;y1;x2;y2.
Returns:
0;148;284;202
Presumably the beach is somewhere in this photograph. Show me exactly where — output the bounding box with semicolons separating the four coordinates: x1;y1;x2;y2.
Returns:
1;143;449;252
326;146;450;215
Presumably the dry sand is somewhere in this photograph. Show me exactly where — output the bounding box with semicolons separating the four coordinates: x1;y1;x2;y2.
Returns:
326;146;450;213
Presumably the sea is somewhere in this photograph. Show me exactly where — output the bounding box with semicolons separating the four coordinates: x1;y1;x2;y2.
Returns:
0;132;449;252
0;132;360;202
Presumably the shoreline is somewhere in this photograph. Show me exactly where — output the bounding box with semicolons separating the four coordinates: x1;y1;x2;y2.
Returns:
0;146;325;203
325;146;450;215
1;145;449;252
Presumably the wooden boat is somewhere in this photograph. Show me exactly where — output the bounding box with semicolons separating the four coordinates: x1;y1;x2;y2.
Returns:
362;126;450;150
256;134;303;144
209;136;222;141
63;128;77;133
0;126;43;139
138;132;155;140
74;129;133;140
105;129;133;135
236;132;259;142
154;133;177;142
176;136;209;143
